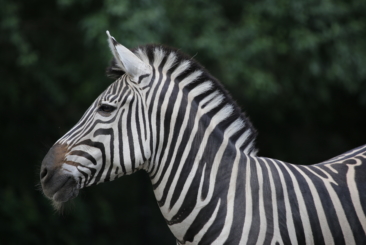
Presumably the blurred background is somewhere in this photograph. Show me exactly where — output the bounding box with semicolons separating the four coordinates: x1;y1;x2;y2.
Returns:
1;0;366;244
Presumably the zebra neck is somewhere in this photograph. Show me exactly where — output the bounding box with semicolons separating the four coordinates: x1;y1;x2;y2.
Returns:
144;83;258;237
144;71;256;187
147;131;249;241
140;48;257;168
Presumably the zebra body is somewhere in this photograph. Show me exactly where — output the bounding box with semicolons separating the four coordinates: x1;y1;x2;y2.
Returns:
158;145;366;244
40;32;366;244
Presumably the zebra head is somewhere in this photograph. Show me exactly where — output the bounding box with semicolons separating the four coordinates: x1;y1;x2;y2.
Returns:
40;32;152;209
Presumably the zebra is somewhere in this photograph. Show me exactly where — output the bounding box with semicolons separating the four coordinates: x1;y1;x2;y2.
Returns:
40;31;366;244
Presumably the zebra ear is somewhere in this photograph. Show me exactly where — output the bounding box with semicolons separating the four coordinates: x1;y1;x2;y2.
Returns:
106;31;150;80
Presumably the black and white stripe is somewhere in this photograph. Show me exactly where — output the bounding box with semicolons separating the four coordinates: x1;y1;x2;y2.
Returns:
48;35;366;244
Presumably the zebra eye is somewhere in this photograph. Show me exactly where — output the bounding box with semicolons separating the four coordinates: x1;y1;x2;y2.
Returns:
99;104;116;113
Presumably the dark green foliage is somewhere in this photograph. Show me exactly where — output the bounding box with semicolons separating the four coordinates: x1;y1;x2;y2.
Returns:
1;0;365;244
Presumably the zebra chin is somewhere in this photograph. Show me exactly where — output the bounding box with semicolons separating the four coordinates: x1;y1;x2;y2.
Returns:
41;174;80;210
52;178;79;207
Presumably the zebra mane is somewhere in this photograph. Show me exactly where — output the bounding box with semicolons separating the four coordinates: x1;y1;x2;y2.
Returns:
106;44;258;155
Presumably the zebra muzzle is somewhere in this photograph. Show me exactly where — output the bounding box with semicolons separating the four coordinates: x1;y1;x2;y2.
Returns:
40;143;79;203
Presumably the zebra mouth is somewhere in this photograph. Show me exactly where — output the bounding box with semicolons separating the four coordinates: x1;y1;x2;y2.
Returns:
52;180;79;203
42;175;79;204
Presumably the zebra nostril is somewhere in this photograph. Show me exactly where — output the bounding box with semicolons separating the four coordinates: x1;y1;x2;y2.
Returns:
40;167;48;180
